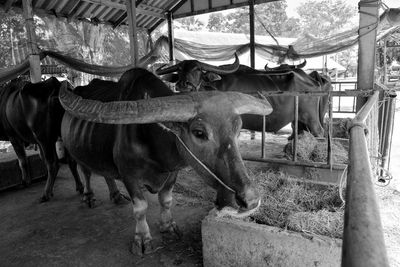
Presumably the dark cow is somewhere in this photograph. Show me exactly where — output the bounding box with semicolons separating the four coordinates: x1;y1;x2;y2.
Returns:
0;77;83;201
59;68;271;255
156;56;331;138
264;60;307;71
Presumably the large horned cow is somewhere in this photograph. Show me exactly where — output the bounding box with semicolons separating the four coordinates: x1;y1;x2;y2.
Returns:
0;78;83;201
157;55;331;138
59;68;272;255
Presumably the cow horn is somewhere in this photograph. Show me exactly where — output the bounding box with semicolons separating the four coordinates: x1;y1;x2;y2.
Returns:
155;62;182;75
199;53;240;74
59;82;272;125
297;60;307;69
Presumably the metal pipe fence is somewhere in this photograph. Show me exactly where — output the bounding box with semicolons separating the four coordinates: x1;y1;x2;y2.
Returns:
341;90;389;267
249;84;390;266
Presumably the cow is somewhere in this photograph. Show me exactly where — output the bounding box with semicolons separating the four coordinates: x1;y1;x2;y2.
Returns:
0;78;128;204
59;67;272;255
156;55;331;138
0;77;83;201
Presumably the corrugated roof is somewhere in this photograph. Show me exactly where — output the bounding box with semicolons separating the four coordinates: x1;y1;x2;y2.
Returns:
0;0;278;32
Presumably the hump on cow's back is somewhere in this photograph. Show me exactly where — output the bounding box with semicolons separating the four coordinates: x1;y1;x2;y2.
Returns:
73;78;120;102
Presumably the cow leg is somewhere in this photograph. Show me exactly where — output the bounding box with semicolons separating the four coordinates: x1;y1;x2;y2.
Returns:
64;150;84;194
38;144;59;202
158;171;181;240
10;138;31;186
79;165;96;208
103;176;131;205
123;178;156;256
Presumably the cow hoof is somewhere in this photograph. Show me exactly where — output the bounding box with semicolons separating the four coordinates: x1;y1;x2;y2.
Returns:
39;191;54;203
110;191;131;205
82;192;96;208
131;236;163;256
160;221;182;240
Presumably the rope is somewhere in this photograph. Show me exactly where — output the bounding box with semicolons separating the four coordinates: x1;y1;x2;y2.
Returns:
339;165;347;205
157;123;236;194
254;11;280;47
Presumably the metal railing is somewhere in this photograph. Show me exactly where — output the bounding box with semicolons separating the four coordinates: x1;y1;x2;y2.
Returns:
246;86;390;266
331;81;357;113
341;90;389;266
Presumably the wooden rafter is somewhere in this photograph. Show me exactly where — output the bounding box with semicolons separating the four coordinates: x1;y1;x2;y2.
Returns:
149;0;186;32
81;0;164;19
173;0;280;19
54;0;70;13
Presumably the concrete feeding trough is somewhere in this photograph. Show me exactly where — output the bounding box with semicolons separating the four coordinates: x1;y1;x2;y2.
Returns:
201;167;344;267
202;212;342;267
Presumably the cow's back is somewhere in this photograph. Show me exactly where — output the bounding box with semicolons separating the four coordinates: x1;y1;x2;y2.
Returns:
62;68;177;177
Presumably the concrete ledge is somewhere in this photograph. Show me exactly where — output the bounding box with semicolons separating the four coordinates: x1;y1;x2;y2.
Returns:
0;152;46;190
202;212;342;267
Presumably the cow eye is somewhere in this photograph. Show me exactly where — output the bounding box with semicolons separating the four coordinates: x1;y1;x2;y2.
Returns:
192;129;207;140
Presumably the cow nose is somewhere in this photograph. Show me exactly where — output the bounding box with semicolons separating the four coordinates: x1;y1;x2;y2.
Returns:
235;186;260;210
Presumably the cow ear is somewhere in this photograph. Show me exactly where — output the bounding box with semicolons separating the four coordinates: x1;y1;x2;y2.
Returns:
160;73;179;83
204;72;221;82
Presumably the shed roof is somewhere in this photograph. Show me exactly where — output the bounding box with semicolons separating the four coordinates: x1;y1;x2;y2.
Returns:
0;0;279;32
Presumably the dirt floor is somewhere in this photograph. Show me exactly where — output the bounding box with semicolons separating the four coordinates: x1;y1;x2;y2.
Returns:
0;165;216;267
0;128;399;266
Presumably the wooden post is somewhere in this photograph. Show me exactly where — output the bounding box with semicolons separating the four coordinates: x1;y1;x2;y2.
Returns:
356;0;379;109
167;12;175;63
293;96;299;162
249;0;255;68
356;0;380;166
22;0;41;83
126;0;139;66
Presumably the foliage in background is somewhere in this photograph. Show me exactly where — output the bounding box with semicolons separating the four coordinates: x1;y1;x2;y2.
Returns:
296;0;357;37
0;9;26;68
205;1;300;38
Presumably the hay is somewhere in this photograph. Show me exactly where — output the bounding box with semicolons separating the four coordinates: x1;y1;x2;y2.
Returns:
312;140;348;164
287;209;344;238
284;132;349;164
249;169;344;238
284;131;317;160
324;118;352;139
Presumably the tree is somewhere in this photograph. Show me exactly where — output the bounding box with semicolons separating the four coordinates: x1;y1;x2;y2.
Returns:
0;9;26;68
206;2;300;38
296;0;356;38
176;16;206;31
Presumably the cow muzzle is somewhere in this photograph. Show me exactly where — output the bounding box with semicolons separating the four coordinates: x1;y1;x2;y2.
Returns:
235;185;260;211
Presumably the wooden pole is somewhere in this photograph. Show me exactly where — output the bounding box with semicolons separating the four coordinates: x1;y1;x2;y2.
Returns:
355;0;380;167
126;0;139;66
261;115;265;159
356;0;379;110
167;12;175;63
293;96;298;162
248;0;255;68
22;0;41;83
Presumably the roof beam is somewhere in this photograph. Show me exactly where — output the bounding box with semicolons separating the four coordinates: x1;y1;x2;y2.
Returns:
112;0;144;28
55;0;70;13
149;0;186;32
81;0;164;19
173;0;281;19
